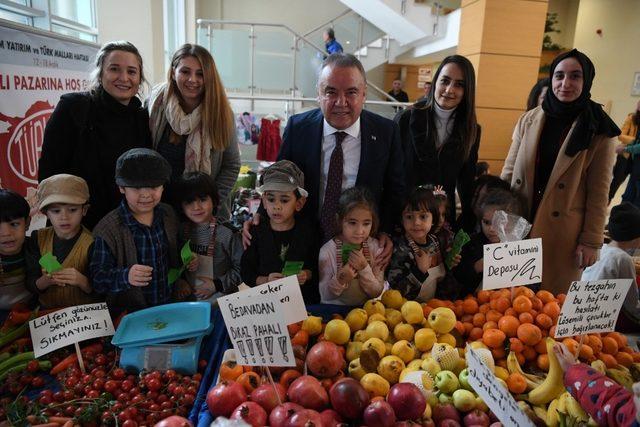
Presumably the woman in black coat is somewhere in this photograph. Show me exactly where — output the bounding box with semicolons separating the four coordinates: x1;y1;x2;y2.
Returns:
395;55;480;231
38;41;152;229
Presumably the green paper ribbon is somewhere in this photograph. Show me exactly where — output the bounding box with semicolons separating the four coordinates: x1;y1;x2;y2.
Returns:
445;229;471;269
39;252;63;274
341;243;361;264
282;261;304;277
168;240;194;285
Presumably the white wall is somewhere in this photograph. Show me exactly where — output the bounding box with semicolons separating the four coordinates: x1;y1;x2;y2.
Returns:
546;0;579;49
572;0;640;125
96;0;165;87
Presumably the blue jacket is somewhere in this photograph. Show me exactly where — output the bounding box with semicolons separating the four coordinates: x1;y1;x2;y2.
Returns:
325;39;343;54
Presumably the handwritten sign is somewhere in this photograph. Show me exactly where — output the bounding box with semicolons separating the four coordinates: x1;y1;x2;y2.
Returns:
466;346;535;427
483;238;542;290
238;275;307;324
29;303;115;358
554;279;633;339
218;292;294;367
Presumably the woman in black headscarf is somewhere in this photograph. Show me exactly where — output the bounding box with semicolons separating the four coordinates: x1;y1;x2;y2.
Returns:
501;49;620;294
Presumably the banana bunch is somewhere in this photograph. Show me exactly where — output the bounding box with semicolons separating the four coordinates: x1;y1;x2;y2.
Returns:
527;338;566;405
606;367;634;391
630;362;640;382
590;359;606;374
507;351;544;390
546;392;589;427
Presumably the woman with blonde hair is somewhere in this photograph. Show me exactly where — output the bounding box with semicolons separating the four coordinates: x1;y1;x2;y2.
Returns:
148;43;240;218
39;41;151;229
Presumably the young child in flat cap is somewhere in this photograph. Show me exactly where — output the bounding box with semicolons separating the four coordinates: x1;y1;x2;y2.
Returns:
25;174;99;308
582;202;640;331
240;160;320;303
0;189;33;309
90;148;193;316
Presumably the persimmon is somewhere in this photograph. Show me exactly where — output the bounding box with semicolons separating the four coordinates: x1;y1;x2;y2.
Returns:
462;298;479;315
477;290;491;304
479;303;491;314
498;315;520;338
579;344;595;362
423;305;433;317
536;290;555;304
615;351;634;368
602;337;619;355
514;352;525;366
518;312;534;324
219;360;244;381
599;353;618;369
534;339;547;354
549;325;557;338
486;310;502;323
483;321;498;331
522;345;537;361
491;297;511;314
452;305;464;318
236;371;262;393
469;327;484;341
291;330;309;347
537;354;550;371
288;321;302;336
542;301;561;319
427;299;446;309
472;313;486;327
530;296;543;311
483;329;506;349
515;287;535;299
463;322;474;335
279;369;302;388
504;307;517;317
455;321;466;335
607;332;628;348
508;337;524;353
506;373;527;394
535;313;553;330
461;314;474;323
491;346;507;360
517;323;542;346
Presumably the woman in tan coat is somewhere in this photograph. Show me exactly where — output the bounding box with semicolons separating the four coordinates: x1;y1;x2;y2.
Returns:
501;49;620;295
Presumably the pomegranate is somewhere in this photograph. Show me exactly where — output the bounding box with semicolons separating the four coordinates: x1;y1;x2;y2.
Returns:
270;402;304;427
320;408;346;426
153;416;193;427
206;380;247;417
230;401;268;427
439;421;462;427
329;378;370;420
386;383;426;421
306;341;343;378
250;383;287;413
287;375;329;411
285;409;324;427
363;400;396;427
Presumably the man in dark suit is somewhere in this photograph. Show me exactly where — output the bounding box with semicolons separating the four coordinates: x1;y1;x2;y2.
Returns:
244;54;405;264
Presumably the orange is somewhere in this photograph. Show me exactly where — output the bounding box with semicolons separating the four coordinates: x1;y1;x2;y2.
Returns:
517;323;542;346
291;330;309;347
506;372;528;394
518;312;534;324
535;313;553;330
602;337;619;355
537;354;550;371
477;290;491;304
512;295;533;314
469;327;484;341
599;353;618;369
491;297;511;314
483;321;498;331
515;352;525;366
615;351;634;368
534;339;548;354
530;296;543;311
472;313;486;327
522;345;537;361
491;346;507;360
452;305;464;318
562;338;579;356
633;353;640;362
461;314;474;323
515;287;535;299
504;307;517;317
556;293;566;305
607;332;628;348
462;298;479;315
509;337;524;353
423;305;433;317
483;328;507;349
578;344;595;362
479;303;491;314
455;321;466;335
548;325;557;338
587;335;603;354
498;315;520;338
486;310;503;323
287;321;302;336
536;290;555;304
427;299;446;309
542;302;561;319
463;322;474;335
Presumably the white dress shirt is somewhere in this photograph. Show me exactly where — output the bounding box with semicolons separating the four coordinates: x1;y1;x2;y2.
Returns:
319;118;361;211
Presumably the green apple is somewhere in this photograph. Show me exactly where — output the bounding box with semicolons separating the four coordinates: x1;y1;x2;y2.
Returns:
434;370;460;394
475;396;489;412
437;391;454;405
452;389;476;412
458;368;474;391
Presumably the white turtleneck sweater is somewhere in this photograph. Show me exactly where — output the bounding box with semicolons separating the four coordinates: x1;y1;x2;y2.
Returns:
433;102;456;149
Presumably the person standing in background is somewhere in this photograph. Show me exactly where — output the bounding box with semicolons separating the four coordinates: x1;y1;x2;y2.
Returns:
323;28;343;55
611;100;639;204
388;79;409;103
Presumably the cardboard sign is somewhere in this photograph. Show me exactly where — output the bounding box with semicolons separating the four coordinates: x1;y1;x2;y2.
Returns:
483;238;542;290
218;292;294;366
466;346;536;427
29;303;115;358
238;275;308;325
554;279;633;339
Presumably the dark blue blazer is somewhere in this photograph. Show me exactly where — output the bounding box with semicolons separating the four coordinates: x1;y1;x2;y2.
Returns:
277;108;406;231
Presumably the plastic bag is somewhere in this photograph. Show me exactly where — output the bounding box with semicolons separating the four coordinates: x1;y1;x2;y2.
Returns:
210;417;251;427
491;210;531;243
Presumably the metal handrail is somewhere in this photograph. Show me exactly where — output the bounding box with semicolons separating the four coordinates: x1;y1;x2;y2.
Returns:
301;9;353;37
196;19;396;103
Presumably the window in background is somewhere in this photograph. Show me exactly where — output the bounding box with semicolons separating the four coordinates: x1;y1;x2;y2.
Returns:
163;0;186;73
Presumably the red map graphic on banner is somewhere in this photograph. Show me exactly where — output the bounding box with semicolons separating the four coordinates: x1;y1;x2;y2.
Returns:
0;101;53;196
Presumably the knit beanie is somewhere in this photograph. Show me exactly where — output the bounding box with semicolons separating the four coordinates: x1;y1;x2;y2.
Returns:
608;202;640;242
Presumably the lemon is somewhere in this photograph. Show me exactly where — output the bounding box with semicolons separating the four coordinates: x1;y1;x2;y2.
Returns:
427;307;456;334
364;299;386;316
377;355;406;384
345;308;368;332
366;320;389;341
362;337;386;358
401;301;425;324
360;373;390;398
381;289;404;309
394;322;415;341
414;328;437;352
324;319;351;345
392;340;416;363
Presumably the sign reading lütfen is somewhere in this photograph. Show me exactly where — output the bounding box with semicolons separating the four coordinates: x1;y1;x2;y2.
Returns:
483;238;542;290
554;279;633;339
29;303;115;358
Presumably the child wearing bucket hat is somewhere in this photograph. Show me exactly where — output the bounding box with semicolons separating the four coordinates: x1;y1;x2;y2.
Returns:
240;160;320;303
25;174;100;308
582;202;640;331
90;148;193;315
